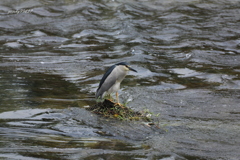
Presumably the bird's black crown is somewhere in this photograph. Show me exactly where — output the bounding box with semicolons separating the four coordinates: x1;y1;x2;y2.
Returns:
115;62;129;66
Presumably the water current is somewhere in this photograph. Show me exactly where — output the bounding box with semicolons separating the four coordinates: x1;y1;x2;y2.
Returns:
0;0;240;159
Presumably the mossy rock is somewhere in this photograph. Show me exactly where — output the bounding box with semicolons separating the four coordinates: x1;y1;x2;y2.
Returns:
87;99;151;121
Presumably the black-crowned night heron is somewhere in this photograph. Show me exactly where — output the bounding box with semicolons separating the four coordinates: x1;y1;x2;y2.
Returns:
96;62;137;104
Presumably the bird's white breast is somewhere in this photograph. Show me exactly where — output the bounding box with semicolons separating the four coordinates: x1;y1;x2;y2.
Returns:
105;65;128;94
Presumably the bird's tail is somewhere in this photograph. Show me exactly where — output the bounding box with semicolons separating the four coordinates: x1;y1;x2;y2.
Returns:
95;89;102;99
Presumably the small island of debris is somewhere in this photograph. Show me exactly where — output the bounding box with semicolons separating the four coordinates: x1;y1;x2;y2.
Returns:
86;99;152;121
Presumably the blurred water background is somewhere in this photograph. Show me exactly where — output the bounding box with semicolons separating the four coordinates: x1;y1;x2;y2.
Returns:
0;0;240;159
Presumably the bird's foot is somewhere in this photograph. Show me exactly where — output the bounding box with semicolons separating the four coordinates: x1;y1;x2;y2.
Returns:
114;102;126;108
114;102;121;106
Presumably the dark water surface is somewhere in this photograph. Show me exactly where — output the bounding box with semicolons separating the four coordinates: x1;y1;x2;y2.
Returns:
0;0;240;159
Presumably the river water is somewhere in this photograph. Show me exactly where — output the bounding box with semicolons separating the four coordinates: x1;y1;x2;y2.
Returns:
0;0;240;160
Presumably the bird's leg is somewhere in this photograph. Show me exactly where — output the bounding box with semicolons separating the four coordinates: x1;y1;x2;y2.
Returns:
115;92;123;107
116;92;119;104
109;94;113;101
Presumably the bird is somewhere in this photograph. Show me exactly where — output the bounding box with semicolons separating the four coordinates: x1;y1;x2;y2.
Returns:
96;62;137;105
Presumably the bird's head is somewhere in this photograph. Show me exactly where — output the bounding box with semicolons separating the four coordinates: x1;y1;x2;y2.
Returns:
116;62;137;72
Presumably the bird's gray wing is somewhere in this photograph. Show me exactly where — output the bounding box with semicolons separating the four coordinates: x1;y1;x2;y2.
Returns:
96;70;117;98
97;65;116;91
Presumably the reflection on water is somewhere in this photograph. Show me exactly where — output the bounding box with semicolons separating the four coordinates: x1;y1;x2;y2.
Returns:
0;0;240;159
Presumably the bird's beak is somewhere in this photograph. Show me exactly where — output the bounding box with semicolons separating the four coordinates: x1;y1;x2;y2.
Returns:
128;66;137;72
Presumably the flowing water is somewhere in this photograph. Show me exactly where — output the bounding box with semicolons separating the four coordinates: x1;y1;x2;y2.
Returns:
0;0;240;159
